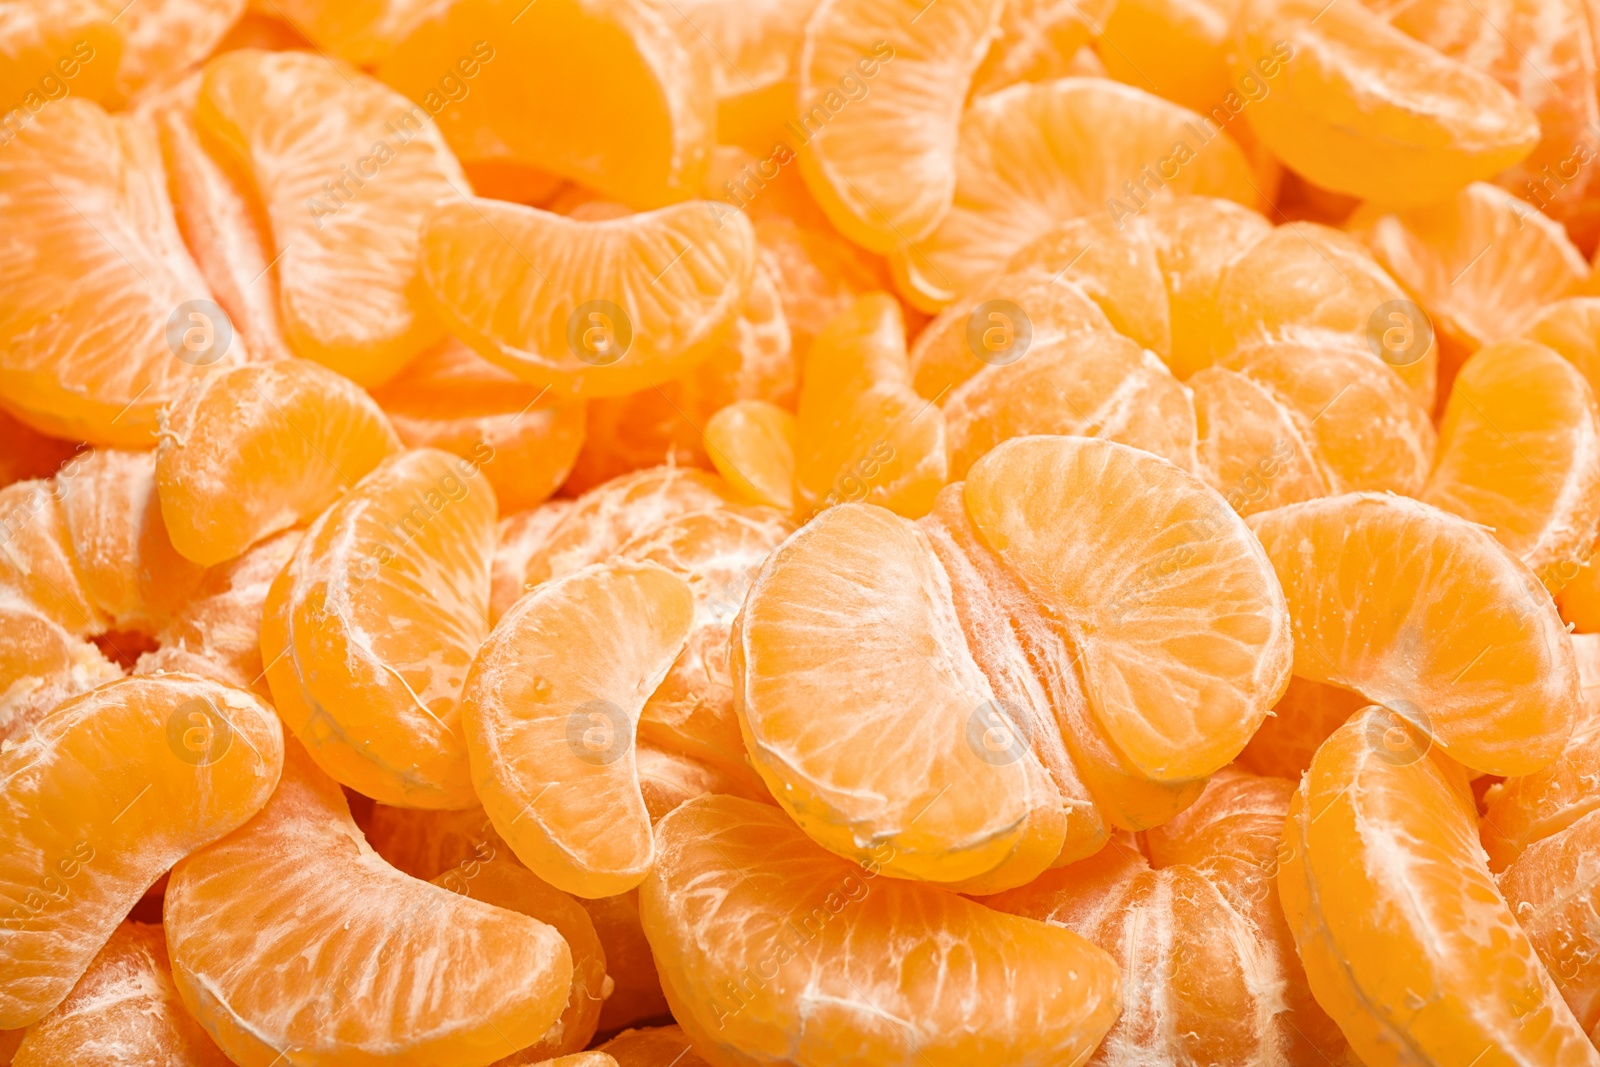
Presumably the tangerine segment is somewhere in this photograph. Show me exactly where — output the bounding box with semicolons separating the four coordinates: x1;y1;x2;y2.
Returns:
197;49;466;386
941;330;1199;480
0;597;120;746
1524;298;1600;397
1191;363;1330;516
491;503;572;623
0;98;229;447
0;1;120;114
971;0;1115;94
431;857;607;1062
703;400;797;512
164;743;572;1067
987;769;1348;1066
526;467;743;587
262;448;496;810
793;294;947;519
677;0;815;151
596;1026;712;1067
371;338;588;514
1278;706;1596;1066
966;436;1291;779
0;674;283;1029
1348;183;1587;401
11;921;230;1067
640;794;1122;1067
892;78;1259;310
1234;0;1538;204
462;560;695;897
381;0;715;208
1250;493;1577;776
156;359;401;567
421;198;757;400
617;506;794;784
107;0;244;105
0;478;104;637
1423;341;1600;591
257;0;432;66
796;0;1004;252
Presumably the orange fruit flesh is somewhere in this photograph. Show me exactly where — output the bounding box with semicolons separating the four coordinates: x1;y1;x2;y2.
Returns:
11;921;231;1067
164;742;573;1067
735;436;1290;890
1279;705;1596;1064
0;674;283;1029
0;1;122;115
987;767;1348;1065
1249;493;1578;776
262;448;496;809
703;399;797;512
640;794;1122;1066
0;411;76;491
490;502;573;623
463;559;695;897
156;359;401;567
596;1025;713;1066
0;597;121;745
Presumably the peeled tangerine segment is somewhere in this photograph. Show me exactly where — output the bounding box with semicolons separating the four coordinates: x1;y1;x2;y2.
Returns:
421;198;757;400
262;448;496;809
640;795;1121;1067
197;49;466;385
0;597;120;745
0;98;230;446
381;0;716;208
0;674;283;1029
1248;493;1578;776
1234;0;1538;205
164;744;573;1067
596;1025;710;1066
734;436;1291;889
892;78;1259;310
793;294;947;519
1423;340;1600;592
1279;706;1598;1065
703;399;797;512
796;0;1005;252
12;921;230;1067
462;560;696;897
156;359;401;567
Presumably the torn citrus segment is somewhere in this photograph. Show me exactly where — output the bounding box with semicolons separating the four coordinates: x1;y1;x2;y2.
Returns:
197;48;466;385
0;98;234;447
1279;705;1595;1065
0;674;283;1029
421;198;757;400
1422;340;1600;592
1248;492;1579;776
11;921;231;1067
1234;0;1539;204
156;359;400;567
793;293;947;519
261;448;496;810
462;560;695;897
704;399;797;511
164;742;572;1067
796;0;1005;252
640;794;1123;1066
381;0;717;208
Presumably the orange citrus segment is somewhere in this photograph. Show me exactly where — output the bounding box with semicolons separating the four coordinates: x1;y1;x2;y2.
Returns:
1279;706;1596;1064
371;338;588;514
597;1026;712;1067
0;597;121;746
796;0;1005;252
0;1;121;118
462;560;695;896
197;48;466;385
261;448;496;809
421;198;757;400
972;0;1115;94
703;399;797;512
0;674;283;1029
792;293;947;519
1249;493;1578;775
1423;340;1600;591
156;360;400;566
381;0;716;208
108;0;245;104
0;98;233;447
0;478;104;637
11;921;230;1067
490;502;572;623
639;794;1122;1066
253;0;435;66
677;0;817;151
164;742;572;1067
892;78;1260;310
1234;0;1539;204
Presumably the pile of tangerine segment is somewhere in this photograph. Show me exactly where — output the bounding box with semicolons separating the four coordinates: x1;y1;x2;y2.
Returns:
10;0;1600;1065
